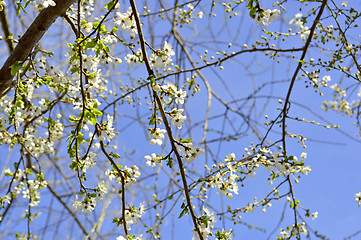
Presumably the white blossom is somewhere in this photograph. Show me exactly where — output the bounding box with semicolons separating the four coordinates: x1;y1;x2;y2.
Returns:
150;128;166;145
192;207;216;239
144;153;161;168
355;192;361;207
42;0;55;8
175;89;187;104
257;9;280;26
115;7;138;34
170;108;187;129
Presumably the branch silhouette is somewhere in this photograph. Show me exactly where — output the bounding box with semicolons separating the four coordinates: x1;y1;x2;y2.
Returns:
0;0;76;98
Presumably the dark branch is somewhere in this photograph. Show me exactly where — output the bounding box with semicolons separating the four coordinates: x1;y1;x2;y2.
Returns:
0;0;76;98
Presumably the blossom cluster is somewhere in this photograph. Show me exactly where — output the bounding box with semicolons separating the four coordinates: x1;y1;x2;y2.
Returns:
72;181;108;214
206;153;239;199
256;9;280;26
105;165;141;188
98;114;116;142
120;203;145;230
289;13;310;40
115;7;138;35
147;82;188;147
149;128;166;146
169;108;187;129
322;83;355;117
3;169;47;208
149;41;175;69
178;142;205;164
154;82;187;105
0;94;64;156
192;207;216;240
177;3;204;25
278;222;308;239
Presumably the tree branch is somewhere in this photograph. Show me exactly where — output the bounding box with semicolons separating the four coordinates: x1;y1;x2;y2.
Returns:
0;0;76;98
0;7;14;53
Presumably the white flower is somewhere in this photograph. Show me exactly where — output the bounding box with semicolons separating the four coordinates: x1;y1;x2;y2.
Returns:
42;0;56;8
115;7;138;34
150;128;167;145
301;152;307;159
280;229;290;238
197;11;204;19
125;49;143;67
175;89;187;104
161;83;177;93
97;181;108;193
84;22;92;33
72;195;82;210
123;203;145;230
0;194;11;206
312;212;318;220
179;142;204;164
80;152;97;172
163;41;175;56
355;192;361;207
117;235;143;240
225;153;235;162
300;223;308;235
257;9;280;26
192;207;216;239
149;42;175;69
170;108;187;129
322;75;331;81
342;1;348;7
187;3;194;10
144;153;160;168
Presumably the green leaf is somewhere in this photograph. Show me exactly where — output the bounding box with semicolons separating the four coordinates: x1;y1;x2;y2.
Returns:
100;25;107;35
69;115;78;123
69;161;78;170
105;0;116;11
110;152;120;159
93;22;100;28
86;39;97;49
90;115;97;125
71;66;79;74
111;26;118;33
180;137;192;143
166;157;173;168
249;8;257;18
10;61;21;76
149;118;155;125
92;108;103;116
178;203;189;219
321;35;325;44
147;75;156;86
